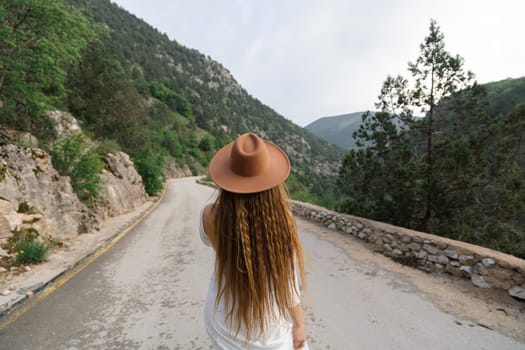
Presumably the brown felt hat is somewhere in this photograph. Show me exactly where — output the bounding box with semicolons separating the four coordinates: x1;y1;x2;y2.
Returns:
209;133;290;193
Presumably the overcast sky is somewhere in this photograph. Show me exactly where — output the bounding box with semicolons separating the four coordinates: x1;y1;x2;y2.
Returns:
112;0;524;126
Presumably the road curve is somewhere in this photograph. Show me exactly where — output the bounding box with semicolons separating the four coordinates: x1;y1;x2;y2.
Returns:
0;178;523;349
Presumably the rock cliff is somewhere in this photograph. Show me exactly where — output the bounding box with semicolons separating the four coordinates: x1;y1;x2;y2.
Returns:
0;144;99;240
47;110;82;138
98;152;148;217
163;158;193;178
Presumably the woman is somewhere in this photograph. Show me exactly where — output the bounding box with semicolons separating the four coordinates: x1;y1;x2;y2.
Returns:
200;133;308;349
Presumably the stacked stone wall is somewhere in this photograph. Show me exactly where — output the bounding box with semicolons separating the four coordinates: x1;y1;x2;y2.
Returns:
291;201;525;301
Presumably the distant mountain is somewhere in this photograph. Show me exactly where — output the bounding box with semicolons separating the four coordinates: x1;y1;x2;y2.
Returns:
307;77;525;150
305;112;368;149
483;77;525;116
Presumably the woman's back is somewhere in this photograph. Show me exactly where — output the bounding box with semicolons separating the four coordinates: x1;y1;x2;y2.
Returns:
200;206;299;348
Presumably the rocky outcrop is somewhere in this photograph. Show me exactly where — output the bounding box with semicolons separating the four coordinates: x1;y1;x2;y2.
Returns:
0;145;149;240
0;128;38;148
0;144;100;240
0;200;21;237
45;112;148;217
97;152;148;217
47;110;81;138
163;159;192;178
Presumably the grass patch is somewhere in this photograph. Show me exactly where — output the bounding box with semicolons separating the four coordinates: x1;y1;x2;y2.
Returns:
13;239;50;265
8;228;55;265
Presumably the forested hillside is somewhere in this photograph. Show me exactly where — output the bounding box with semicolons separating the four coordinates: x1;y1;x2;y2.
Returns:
68;0;343;198
484;77;525;116
0;0;343;203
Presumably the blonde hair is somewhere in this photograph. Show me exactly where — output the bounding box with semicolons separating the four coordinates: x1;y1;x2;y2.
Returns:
213;183;306;341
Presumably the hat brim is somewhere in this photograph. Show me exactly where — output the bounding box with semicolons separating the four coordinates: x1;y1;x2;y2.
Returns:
209;140;290;194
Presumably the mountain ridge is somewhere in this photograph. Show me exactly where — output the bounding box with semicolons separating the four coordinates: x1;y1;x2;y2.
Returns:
305;112;367;149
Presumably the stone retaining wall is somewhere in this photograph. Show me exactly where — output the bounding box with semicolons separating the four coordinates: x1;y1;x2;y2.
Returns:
292;200;525;301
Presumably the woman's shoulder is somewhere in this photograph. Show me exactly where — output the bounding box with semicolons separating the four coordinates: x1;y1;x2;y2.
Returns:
202;203;216;222
202;203;217;246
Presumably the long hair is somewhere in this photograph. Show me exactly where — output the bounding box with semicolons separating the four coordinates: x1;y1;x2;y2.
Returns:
213;183;306;341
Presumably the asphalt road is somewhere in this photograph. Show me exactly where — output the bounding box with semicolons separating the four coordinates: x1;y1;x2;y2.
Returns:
0;178;523;349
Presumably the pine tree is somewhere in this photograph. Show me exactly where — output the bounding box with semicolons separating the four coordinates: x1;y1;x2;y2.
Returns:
376;19;476;231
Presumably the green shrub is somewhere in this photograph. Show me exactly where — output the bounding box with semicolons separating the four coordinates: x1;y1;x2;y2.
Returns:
161;131;183;158
132;150;165;195
13;239;50;265
10;228;54;265
96;139;122;154
198;136;214;152
51;134;104;206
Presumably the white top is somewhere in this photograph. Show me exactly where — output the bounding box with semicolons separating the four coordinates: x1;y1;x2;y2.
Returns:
199;207;302;349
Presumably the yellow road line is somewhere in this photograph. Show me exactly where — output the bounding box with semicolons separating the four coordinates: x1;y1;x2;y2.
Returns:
0;184;168;331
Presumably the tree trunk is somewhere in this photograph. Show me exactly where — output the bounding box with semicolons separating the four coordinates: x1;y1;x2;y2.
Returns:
0;70;6;91
418;111;433;231
418;66;435;232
